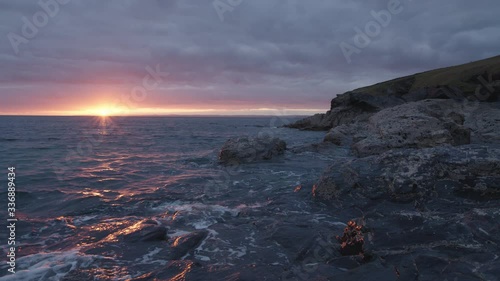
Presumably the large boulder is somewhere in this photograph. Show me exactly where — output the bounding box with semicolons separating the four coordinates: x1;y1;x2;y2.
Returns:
123;220;168;242
323;125;349;145
218;136;286;165
352;99;471;157
168;230;208;260
323;123;370;146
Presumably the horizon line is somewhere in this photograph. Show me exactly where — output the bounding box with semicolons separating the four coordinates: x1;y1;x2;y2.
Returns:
0;114;313;118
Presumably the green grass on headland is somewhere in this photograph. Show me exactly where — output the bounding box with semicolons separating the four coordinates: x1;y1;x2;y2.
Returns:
353;55;500;96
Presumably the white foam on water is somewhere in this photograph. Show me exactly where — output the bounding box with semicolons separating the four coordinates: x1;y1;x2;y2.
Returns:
0;249;95;281
153;201;239;215
168;229;191;238
190;219;217;229
310;213;337;223
194;229;220;261
235;203;263;209
195;255;211;261
270;170;303;179
154;201;243;230
227;246;247;258
134;247;167;266
73;215;98;226
245;230;263;248
326;221;348;227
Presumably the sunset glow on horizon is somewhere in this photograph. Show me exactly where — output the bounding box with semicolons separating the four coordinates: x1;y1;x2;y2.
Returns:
2;1;497;117
1;84;330;116
1;105;327;117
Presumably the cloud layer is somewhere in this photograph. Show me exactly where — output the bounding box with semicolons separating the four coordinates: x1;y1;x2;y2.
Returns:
1;0;499;115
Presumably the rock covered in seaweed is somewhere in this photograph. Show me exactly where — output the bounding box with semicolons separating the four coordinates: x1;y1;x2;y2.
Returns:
337;221;365;256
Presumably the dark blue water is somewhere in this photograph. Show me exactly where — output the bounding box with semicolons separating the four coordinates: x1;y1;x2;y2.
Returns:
0;116;348;280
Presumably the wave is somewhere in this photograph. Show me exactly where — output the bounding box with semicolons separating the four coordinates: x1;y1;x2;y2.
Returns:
0;249;95;281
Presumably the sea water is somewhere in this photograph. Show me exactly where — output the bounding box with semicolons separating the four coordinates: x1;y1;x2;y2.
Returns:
0;116;346;280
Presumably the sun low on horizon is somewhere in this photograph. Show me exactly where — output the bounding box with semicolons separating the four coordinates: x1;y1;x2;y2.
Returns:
98;108;110;117
86;107;120;117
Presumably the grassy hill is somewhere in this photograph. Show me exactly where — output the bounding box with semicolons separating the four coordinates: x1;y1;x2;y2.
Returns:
354;55;500;96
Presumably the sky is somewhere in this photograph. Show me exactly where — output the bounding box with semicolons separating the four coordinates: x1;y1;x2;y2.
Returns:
0;0;499;116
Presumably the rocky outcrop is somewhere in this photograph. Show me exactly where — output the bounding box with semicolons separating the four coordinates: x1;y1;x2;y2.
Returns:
169;230;208;260
285;99;376;131
308;141;500;280
122;220;167;242
313;144;500;203
351;99;472;157
320;99;500;158
219;136;286;165
286;55;500;131
284;56;500;280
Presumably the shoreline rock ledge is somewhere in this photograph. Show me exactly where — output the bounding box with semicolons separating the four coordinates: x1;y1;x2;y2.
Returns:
285;55;500;280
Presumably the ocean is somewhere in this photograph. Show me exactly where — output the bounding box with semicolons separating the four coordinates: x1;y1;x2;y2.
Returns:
0;116;349;280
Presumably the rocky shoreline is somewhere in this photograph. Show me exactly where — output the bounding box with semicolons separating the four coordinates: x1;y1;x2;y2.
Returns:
218;56;500;280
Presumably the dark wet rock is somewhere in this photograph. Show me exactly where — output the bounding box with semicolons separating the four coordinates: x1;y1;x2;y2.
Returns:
413;255;484;280
219;136;286;165
482;261;500;281
268;225;340;263
330;258;400;281
313;145;500;203
269;225;315;255
315;195;500;280
134;261;288;281
123;220;168;242
169;230;208;260
327;255;366;271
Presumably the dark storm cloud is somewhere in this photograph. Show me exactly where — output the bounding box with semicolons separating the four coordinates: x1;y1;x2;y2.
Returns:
0;0;499;114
